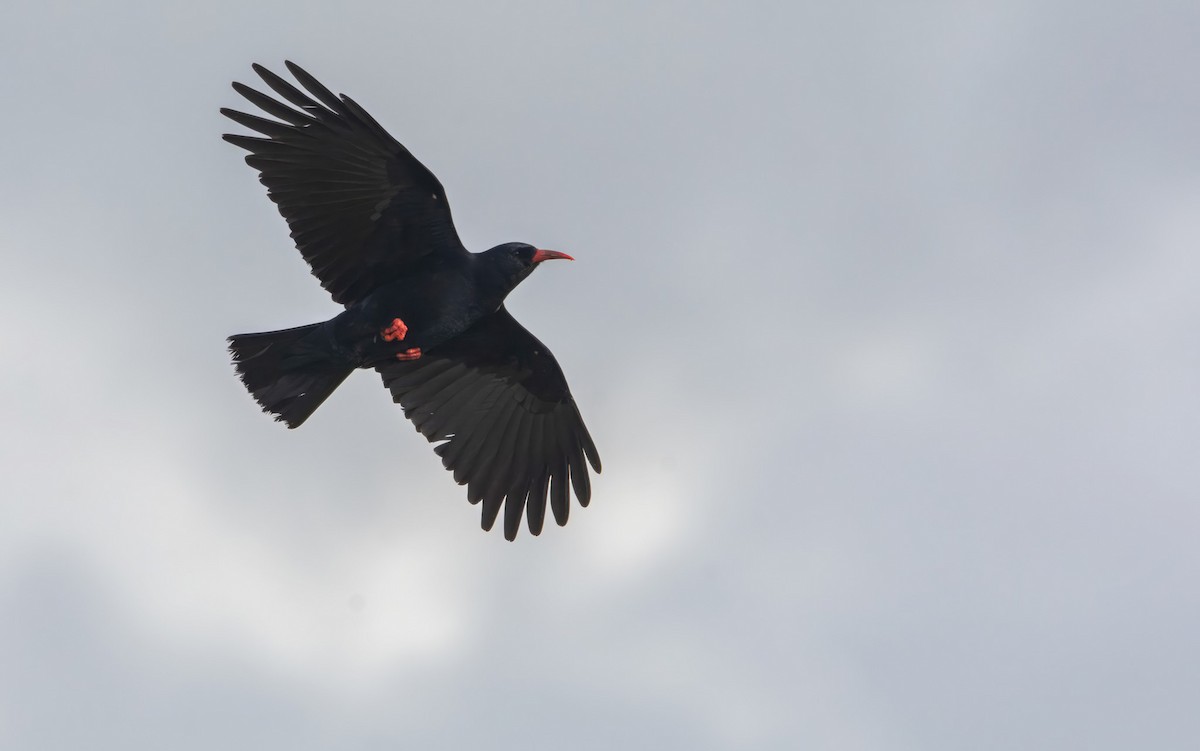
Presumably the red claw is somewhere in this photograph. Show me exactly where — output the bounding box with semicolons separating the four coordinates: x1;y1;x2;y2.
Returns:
381;318;409;342
396;347;422;361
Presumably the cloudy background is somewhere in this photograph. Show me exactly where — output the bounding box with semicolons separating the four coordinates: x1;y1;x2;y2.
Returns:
2;2;1198;748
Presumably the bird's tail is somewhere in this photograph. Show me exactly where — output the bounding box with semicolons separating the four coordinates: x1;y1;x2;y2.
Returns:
227;323;354;429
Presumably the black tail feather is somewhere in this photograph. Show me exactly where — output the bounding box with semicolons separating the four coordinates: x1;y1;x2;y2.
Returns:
228;323;353;428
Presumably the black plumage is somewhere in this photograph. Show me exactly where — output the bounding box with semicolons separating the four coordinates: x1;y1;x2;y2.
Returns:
223;62;600;540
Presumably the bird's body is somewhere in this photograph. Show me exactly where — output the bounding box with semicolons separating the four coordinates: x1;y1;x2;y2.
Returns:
223;62;599;540
331;252;496;366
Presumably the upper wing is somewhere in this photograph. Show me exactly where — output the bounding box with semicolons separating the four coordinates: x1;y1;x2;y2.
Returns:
222;61;467;305
377;307;601;540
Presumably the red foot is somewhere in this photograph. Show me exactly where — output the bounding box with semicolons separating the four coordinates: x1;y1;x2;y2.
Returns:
381;318;409;342
396;347;422;361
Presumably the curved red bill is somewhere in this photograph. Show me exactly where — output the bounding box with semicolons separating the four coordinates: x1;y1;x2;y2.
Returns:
532;249;574;263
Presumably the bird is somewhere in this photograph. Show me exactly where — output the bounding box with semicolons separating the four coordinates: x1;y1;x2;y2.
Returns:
222;61;600;541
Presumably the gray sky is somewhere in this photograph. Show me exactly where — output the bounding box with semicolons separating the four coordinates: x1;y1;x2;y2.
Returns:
2;2;1198;748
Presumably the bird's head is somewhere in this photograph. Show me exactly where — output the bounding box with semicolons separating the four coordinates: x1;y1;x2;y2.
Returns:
482;242;574;290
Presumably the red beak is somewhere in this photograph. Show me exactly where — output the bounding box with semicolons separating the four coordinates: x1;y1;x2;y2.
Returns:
532;249;574;263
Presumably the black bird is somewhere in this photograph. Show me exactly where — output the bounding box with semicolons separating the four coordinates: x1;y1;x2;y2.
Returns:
222;62;600;540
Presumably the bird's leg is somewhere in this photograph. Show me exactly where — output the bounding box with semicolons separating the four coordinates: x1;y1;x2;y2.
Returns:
380;317;409;342
378;318;421;360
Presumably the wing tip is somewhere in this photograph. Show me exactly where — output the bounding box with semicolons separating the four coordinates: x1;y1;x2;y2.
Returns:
221;132;260;150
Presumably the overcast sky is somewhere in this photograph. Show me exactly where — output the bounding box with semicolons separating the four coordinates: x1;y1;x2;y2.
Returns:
2;2;1198;749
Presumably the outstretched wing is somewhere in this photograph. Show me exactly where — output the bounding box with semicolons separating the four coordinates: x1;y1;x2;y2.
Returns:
222;61;467;305
377;307;601;540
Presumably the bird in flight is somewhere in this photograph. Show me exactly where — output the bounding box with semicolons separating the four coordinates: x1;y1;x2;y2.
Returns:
222;62;600;540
